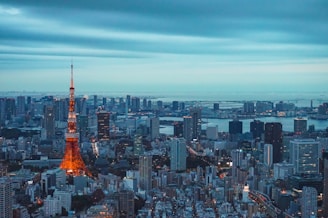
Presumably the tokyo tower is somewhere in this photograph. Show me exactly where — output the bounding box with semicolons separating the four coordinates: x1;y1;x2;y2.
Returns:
60;64;88;176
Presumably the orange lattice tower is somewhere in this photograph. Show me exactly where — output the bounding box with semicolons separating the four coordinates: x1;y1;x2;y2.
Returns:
60;64;88;176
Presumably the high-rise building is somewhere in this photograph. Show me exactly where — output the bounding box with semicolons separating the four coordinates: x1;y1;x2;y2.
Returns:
256;101;273;113
323;159;328;217
97;111;110;141
119;190;134;218
77;115;88;142
93;95;98;109
149;117;159;139
16;96;26;116
190;107;202;139
126;95;131;109
183;116;193;142
294;118;307;134
229;120;242;135
172;101;179;111
142;98;147;109
0;98;6;124
265;122;283;163
173;121;183;138
139;155;152;192
250;120;264;139
231;149;244;181
290;139;319;175
301;186;317;218
263;144;273;168
243;101;254;114
44;105;55;140
131;97;140;112
170;138;187;171
60;64;88;176
157;100;163;110
5;98;15;120
0;177;12;218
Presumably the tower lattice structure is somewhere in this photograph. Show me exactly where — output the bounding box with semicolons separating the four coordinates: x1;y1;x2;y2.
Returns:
60;64;88;176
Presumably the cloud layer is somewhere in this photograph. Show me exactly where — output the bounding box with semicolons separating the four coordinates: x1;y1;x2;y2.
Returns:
0;0;328;92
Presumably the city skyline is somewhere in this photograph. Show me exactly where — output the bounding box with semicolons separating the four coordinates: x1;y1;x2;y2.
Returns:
1;0;328;93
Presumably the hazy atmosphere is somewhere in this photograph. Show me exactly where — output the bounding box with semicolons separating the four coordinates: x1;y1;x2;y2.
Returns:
1;0;328;93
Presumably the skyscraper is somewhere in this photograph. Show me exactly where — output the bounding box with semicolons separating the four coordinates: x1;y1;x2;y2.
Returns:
139;155;152;192
229;120;242;135
190;107;202;139
149;117;159;139
97;111;110;141
250;120;264;139
119;190;135;218
265;122;283;163
173;121;183;138
183;116;193;142
301;186;317;218
243;101;255;114
0;177;12;218
290;139;319;175
323;159;328;217
294;118;307;134
170;138;187;171
16;96;26;116
44;105;55;140
60;64;88;176
263;144;273;168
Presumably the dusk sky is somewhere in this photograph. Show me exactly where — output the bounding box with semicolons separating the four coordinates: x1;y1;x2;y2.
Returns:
1;0;328;94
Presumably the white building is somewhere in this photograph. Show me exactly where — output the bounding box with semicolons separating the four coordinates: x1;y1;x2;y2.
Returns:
43;195;61;217
53;190;72;212
263;144;273;168
301;186;317;218
0;177;12;218
273;162;294;180
290;139;319;175
170;138;187;171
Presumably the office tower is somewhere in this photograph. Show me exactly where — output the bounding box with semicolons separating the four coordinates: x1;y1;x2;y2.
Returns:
170;138;187;171
75;97;87;115
119;190;134;218
301;186;317;218
180;102;185;110
273;162;294;180
60;64;88;176
183;116;193;142
231;149;244;181
323;159;328;217
147;100;152;110
265;122;283;163
263;144;273;168
294;118;307;134
149;117;159;139
243;101;254;114
102;97;107;107
250;120;264;139
173;121;183;137
97;111;110;141
290;139;319;175
229;120;242;135
44;105;55;140
172;101;179;111
139;155;152;192
190;107;202;139
213;103;220;111
93;95;97;109
0;98;5;124
157;100;163;110
0;177;13;218
126;95;131;109
256;101;273;113
131;97;140;112
133;135;144;156
54;99;68;122
142;98;147;109
206;126;218;140
5;98;15;120
77;115;88;142
16;96;26;116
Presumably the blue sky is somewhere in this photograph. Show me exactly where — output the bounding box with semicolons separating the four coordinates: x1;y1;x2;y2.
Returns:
0;0;328;94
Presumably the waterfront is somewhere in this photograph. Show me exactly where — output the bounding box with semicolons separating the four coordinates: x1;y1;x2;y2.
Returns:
160;116;328;135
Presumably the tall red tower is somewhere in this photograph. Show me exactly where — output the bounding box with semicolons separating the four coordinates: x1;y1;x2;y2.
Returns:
60;64;88;176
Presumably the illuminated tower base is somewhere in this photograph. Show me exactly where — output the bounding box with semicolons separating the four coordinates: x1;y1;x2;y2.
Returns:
60;136;88;176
